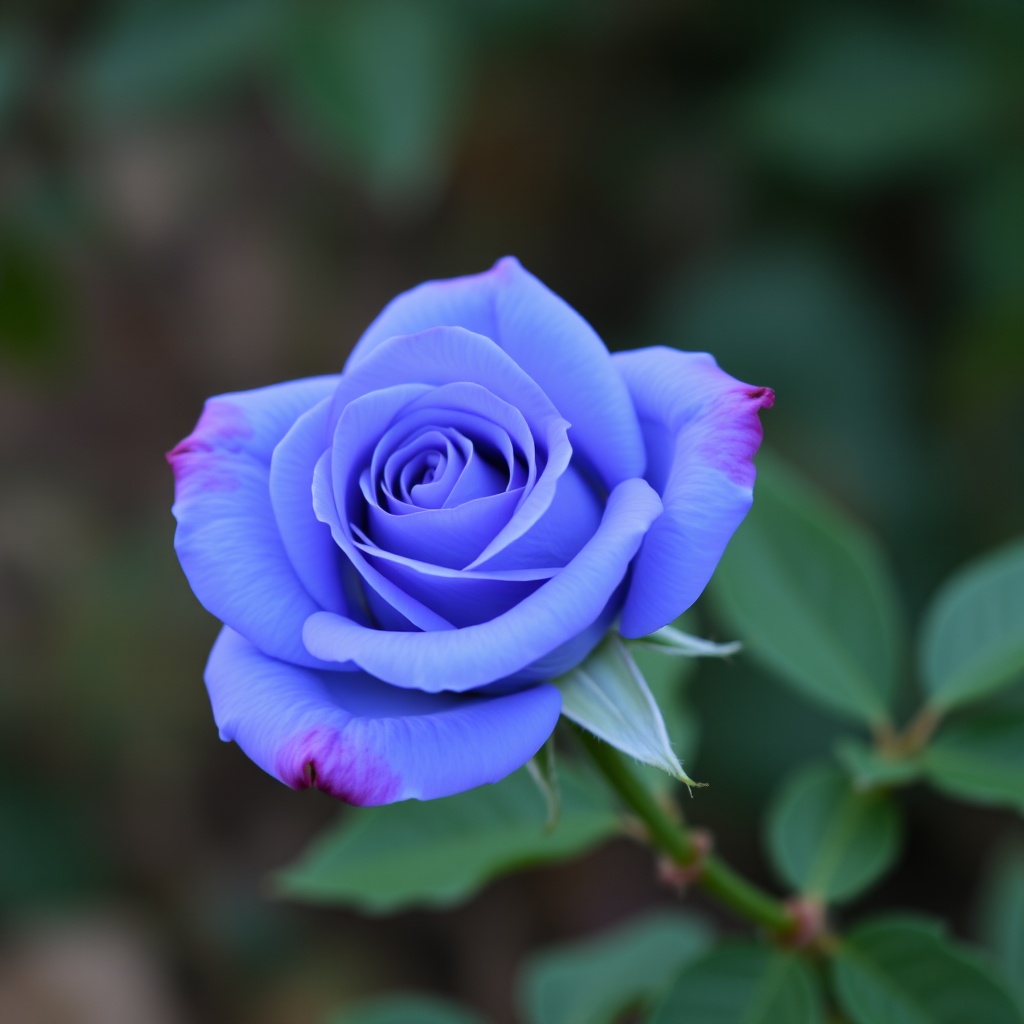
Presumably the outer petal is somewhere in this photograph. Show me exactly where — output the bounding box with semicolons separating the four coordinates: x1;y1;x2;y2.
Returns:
614;347;774;639
168;376;339;665
348;257;646;488
303;477;663;691
206;627;562;804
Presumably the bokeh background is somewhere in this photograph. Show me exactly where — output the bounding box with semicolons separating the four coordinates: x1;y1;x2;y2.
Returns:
1;0;1022;1021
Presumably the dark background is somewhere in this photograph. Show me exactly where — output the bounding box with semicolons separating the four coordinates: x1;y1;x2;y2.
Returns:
1;0;1022;1021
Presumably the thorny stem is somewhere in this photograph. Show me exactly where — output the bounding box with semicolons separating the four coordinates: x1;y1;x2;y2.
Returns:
573;725;796;936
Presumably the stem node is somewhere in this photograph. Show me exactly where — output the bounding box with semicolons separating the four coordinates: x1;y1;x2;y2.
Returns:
572;724;793;935
657;829;713;891
780;896;829;950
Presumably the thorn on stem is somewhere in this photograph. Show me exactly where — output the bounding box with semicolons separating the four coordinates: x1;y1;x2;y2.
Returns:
657;829;714;891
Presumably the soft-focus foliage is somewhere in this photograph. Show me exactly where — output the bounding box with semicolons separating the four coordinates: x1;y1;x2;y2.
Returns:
520;910;712;1024
275;767;617;913
922;712;1024;814
920;539;1024;711
648;944;823;1024
766;763;902;903
2;0;1022;1020
978;845;1024;1006
710;451;904;725
329;995;487;1024
831;918;1022;1024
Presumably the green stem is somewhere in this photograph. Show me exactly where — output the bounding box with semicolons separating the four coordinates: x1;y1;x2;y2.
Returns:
699;859;793;933
574;725;794;935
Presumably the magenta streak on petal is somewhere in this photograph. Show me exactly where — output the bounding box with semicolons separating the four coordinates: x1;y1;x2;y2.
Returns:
613;347;774;639
166;400;253;492
276;725;403;806
709;386;775;487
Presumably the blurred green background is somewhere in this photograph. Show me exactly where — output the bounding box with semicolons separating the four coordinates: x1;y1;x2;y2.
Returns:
1;0;1022;1021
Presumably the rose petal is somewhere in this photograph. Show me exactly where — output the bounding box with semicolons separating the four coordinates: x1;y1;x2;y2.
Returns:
362;553;542;627
389;429;467;508
322;380;561;628
362;380;538;567
269;396;351;617
206;627;562;804
365;486;524;571
371;399;531;512
477;461;603;572
613;347;774;639
348;257;646;489
315;450;455;633
351;525;555;628
465;416;572;570
303;477;663;691
351;528;558;582
323;381;502;631
331;325;564;441
506;592;622;685
168;376;339;665
370;381;535;511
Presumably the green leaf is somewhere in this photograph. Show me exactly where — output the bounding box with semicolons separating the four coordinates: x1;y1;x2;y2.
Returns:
275;0;469;209
835;739;923;792
556;635;697;785
919;539;1024;712
831;916;1023;1024
520;910;712;1024
921;711;1024;813
76;0;285;121
710;451;903;726
326;995;486;1024
648;943;824;1024
275;766;618;913
767;763;902;903
977;845;1024;1006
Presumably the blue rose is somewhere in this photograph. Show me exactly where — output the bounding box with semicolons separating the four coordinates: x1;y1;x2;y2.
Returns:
169;258;772;805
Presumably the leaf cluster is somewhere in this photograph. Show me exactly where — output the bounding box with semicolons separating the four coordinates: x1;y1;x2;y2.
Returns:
285;451;1024;1023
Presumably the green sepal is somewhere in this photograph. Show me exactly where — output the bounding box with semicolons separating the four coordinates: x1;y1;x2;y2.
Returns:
526;735;560;833
556;634;699;787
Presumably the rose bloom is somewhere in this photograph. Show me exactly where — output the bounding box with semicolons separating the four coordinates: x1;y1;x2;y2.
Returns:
169;258;772;804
